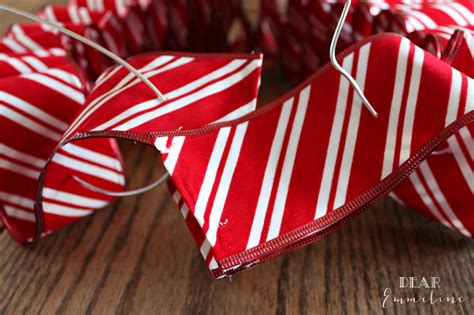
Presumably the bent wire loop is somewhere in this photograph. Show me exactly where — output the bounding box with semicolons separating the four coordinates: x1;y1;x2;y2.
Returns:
329;0;378;118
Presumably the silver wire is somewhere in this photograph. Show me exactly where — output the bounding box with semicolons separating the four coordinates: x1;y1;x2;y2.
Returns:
73;173;170;197
0;4;171;197
329;0;378;118
0;3;167;103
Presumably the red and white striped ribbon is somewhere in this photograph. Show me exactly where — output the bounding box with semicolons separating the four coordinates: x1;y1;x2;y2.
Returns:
153;35;473;277
0;1;472;278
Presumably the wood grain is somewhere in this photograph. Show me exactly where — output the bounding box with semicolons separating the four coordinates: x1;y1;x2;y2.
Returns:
0;1;473;314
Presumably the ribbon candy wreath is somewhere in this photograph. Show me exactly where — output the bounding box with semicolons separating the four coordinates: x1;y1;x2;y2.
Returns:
0;0;472;278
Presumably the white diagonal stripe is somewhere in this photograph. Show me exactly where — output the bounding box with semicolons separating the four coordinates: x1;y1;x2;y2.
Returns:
381;38;411;178
24;73;84;104
419;162;471;237
166;60;247;100
448;137;474;193
52;154;125;185
213;99;257;123
389;192;405;206
102;31;120;55
45;68;82;88
180;203;189;218
399;46;424;164
267;86;311;241
78;7;92;25
95;56;178;102
408;171;452;229
172;191;182;205
11;25;44;51
200;239;212;259
0;191;34;209
4;205;35;222
64;56;190;138
116;0;127;16
93;59;248;131
61;143;123;171
466;77;473;113
0;106;62;141
314;54;354;220
435;5;468;26
406;16;424;32
246;98;294;249
410;11;437;29
86;0;97;11
126;12;143;45
459;127;474;160
2;37;26;53
207;122;248;246
0;158;40;179
209;257;218;270
42;188;108;208
333;43;371;209
449;3;473;25
1;92;68;130
43;202;93;217
194;127;231;226
113;60;261;131
43;5;58;22
445;68;462;126
163;137;185;175
22;56;48;72
68;5;81;24
0;55;31;74
0;144;46;169
94;65;123;89
96;0;105;12
445;68;473;191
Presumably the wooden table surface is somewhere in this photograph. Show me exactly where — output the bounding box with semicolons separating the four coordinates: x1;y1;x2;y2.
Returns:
0;1;473;314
